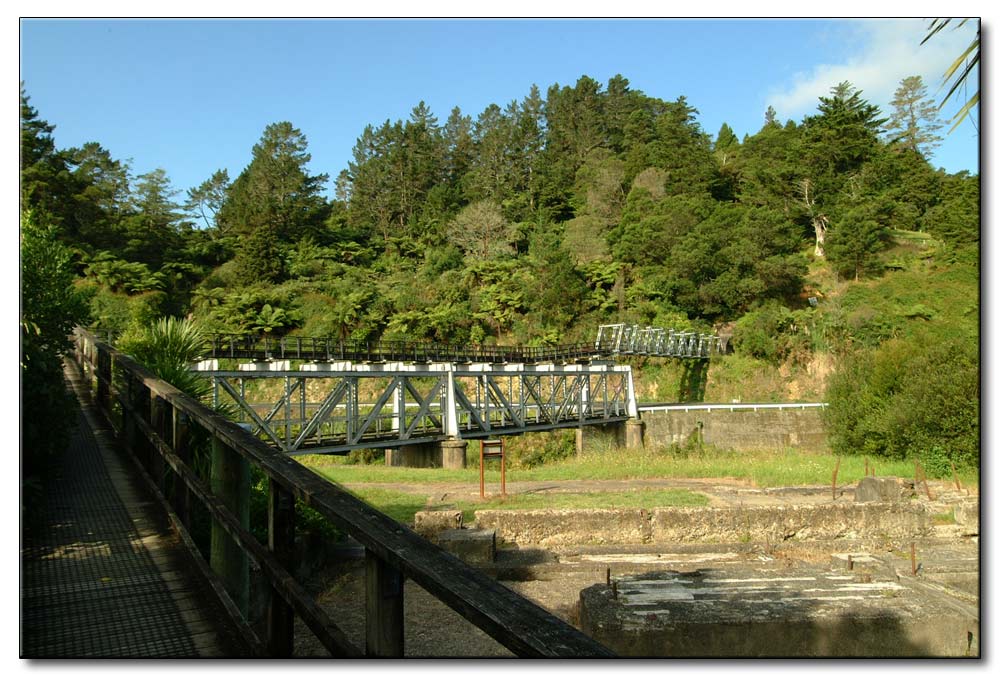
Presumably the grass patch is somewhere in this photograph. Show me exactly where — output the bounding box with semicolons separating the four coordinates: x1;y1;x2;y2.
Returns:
343;487;430;525
298;447;980;493
456;488;707;523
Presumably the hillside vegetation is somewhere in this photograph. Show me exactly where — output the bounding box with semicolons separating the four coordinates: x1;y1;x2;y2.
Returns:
20;72;979;473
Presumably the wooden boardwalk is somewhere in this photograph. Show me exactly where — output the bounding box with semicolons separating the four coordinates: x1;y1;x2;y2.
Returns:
20;366;248;658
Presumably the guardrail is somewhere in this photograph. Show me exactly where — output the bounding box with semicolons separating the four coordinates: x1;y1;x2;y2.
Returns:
638;402;828;412
71;328;613;657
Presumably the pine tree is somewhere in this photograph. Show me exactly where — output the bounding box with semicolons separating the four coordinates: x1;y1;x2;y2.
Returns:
884;75;944;158
218;122;329;242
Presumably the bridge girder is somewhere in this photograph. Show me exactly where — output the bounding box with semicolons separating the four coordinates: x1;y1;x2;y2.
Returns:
199;362;635;455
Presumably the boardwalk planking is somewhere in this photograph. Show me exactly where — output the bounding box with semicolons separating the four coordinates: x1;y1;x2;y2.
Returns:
20;365;247;658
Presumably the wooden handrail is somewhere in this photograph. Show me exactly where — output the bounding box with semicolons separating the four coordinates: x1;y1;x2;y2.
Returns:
72;328;614;658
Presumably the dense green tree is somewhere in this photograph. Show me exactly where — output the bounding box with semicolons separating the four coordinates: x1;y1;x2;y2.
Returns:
20;85;77;234
733;118;802;212
218;122;329;242
920;170;979;249
120;168;184;267
233;223;284;285
67;142;132;250
825;201;890;280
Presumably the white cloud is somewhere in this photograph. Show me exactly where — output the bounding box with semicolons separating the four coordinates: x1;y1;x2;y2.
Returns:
767;19;978;119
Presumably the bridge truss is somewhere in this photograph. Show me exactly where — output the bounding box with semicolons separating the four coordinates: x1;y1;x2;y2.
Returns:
197;361;636;455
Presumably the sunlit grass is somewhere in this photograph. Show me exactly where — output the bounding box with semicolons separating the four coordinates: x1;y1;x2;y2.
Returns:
300;446;980;490
339;485;709;526
454;488;708;524
344;486;429;524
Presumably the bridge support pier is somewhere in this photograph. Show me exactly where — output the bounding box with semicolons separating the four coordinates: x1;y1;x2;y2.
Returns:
385;439;468;469
440;439;468;469
575;418;645;455
625;419;645;449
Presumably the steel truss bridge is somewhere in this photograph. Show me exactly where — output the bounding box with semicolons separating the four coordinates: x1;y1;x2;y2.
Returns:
192;324;719;455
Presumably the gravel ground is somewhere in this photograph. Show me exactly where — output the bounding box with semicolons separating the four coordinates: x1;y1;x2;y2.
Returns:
291;554;610;657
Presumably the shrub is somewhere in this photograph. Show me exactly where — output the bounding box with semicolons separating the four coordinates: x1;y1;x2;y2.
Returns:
824;334;979;471
20;210;90;477
506;430;575;469
732;301;808;365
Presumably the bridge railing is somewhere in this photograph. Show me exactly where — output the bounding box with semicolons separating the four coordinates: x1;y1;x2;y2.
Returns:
71;328;613;658
205;334;602;365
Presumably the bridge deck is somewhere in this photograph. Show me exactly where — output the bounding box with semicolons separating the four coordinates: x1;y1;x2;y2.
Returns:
20;366;248;658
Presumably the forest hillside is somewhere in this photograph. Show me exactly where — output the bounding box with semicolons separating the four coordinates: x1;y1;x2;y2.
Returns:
20;73;980;473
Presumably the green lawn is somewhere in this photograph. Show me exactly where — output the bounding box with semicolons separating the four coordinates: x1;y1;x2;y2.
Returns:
344;486;709;526
300;446;979;491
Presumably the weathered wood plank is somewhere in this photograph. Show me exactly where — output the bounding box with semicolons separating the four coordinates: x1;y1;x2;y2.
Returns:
266;478;295;657
365;549;405;657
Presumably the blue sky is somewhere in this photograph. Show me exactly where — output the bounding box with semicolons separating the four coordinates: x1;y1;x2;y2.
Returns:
19;18;980;201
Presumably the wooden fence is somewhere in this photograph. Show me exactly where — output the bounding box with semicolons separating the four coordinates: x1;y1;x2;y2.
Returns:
72;328;613;658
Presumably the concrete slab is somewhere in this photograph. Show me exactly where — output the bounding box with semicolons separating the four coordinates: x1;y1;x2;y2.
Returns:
579;566;979;657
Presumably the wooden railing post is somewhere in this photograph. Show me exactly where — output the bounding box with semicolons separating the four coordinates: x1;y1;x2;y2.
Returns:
210;437;251;617
96;347;111;415
150;393;170;493
266;478;296;656
365;550;404;657
171;408;193;528
122;373;139;461
133;378;153;474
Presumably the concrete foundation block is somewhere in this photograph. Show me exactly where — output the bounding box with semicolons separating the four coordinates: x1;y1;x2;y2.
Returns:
855;476;905;503
954;500;979;535
413;510;464;539
385;439;468;468
385;442;439;467
438;528;496;565
625;420;645;449
831;552;880;573
440;439;468;469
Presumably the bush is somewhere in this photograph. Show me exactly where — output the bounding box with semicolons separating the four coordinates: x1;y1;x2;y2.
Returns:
20;210;90;477
824;334;979;471
506;430;575;469
732;301;810;365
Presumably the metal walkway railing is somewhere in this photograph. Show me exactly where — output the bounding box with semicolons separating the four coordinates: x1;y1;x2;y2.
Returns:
203;323;721;365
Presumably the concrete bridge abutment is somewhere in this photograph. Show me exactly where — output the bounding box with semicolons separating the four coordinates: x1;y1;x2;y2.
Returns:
385;439;468;469
575;419;644;455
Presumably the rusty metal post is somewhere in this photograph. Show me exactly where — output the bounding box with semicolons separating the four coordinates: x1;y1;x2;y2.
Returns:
831;457;841;501
500;438;506;497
